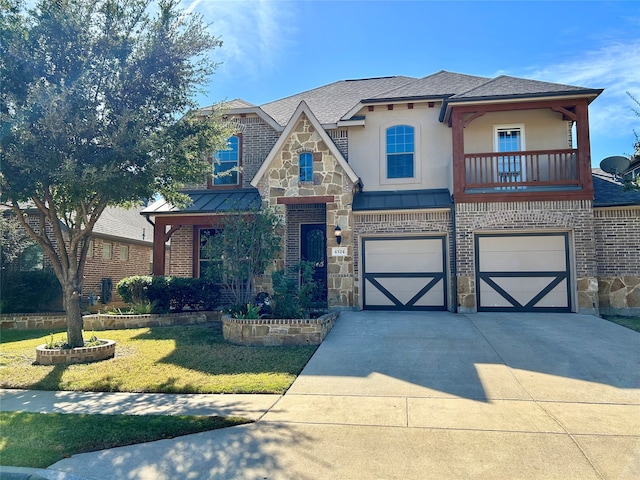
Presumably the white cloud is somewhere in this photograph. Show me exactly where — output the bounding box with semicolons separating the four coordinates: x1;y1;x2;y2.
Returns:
186;0;299;81
528;40;640;142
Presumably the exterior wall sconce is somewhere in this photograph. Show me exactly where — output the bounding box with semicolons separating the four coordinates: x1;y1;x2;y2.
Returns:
334;225;342;245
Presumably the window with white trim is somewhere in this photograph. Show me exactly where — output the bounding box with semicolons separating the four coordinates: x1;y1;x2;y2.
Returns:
213;135;240;185
103;242;113;260
494;125;525;183
386;125;415;178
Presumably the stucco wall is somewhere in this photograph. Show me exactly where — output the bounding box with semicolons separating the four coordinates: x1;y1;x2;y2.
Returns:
463;109;571;153
348;102;452;192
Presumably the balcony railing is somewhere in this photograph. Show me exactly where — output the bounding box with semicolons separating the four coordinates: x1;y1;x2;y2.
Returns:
464;149;579;191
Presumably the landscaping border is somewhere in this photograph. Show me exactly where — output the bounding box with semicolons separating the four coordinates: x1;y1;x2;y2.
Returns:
0;311;222;331
222;312;339;346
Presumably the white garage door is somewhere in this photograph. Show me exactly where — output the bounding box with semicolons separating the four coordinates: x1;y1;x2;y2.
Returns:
475;233;571;312
362;236;447;310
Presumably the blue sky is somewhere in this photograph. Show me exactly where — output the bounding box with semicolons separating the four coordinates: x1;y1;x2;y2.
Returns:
186;0;640;166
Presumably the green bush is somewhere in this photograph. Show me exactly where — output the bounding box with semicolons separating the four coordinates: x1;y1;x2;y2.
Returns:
271;262;320;319
116;276;152;304
0;270;63;313
116;275;220;313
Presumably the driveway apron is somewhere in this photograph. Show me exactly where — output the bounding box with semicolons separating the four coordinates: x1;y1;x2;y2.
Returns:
50;311;640;479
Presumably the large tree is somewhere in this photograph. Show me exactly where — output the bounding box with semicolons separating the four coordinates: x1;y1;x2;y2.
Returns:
0;0;230;346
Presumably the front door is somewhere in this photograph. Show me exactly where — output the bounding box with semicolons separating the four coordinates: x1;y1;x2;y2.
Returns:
301;224;327;305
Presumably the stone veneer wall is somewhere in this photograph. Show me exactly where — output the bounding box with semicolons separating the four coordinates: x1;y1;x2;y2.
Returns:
593;206;640;316
352;209;454;310
256;113;356;309
1;311;221;331
222;312;339;346
455;200;598;314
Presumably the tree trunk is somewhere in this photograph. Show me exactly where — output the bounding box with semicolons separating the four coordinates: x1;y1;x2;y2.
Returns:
63;284;84;348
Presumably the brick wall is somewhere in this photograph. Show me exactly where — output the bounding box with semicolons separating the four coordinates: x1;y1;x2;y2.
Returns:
353;209;454;309
454;200;597;313
285;204;327;270
83;237;152;303
593;206;640;315
240;115;280;186
168;226;194;278
19;214;152;304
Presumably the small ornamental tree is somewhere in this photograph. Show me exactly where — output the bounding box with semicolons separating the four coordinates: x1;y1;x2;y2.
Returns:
0;0;231;347
201;208;283;307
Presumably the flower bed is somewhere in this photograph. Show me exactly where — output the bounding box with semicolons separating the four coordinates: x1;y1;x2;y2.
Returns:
35;339;116;365
222;312;339;346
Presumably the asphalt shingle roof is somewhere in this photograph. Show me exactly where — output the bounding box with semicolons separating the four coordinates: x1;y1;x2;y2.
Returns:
93;206;152;243
449;75;602;101
260;76;417;126
365;71;490;101
592;169;640;207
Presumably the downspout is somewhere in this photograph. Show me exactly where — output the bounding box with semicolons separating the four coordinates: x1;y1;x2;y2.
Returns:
450;200;458;313
144;214;155;228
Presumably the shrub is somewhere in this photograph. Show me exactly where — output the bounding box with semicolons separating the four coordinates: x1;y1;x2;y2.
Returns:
116;276;152;304
0;270;63;313
116;275;220;313
270;262;320;319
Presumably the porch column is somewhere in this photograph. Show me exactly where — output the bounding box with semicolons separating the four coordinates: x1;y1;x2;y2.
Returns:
575;99;594;196
451;108;465;199
152;218;168;276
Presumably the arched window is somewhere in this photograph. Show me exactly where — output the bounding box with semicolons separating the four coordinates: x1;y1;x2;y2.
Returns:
299;152;313;182
213;135;240;185
386;125;414;178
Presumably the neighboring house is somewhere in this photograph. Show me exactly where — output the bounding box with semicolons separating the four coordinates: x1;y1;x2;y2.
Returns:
142;70;640;315
6;205;153;306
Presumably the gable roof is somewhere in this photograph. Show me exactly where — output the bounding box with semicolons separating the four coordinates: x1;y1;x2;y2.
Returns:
92;206;152;243
251;101;360;187
448;75;603;102
363;70;490;102
260;76;416;126
592;169;640;207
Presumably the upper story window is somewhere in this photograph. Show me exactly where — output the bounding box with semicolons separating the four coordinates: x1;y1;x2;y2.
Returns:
213;135;240;186
494;125;526;183
299;152;313;182
386;125;414;178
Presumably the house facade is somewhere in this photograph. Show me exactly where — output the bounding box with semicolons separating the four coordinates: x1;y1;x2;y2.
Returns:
7;206;154;307
142;71;640;316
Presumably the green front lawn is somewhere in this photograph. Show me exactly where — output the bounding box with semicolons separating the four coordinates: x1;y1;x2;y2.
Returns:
0;323;318;394
0;411;249;468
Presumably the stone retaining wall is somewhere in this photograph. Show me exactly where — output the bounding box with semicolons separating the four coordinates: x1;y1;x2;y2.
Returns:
222;312;339;346
35;339;116;365
0;311;221;331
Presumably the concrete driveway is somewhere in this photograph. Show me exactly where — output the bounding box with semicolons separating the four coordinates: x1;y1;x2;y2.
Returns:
51;311;640;479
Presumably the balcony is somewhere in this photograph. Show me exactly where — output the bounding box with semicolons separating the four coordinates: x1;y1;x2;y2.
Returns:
455;148;594;202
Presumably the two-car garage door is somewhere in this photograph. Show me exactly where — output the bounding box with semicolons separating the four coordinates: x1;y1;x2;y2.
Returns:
475;233;571;312
362;236;447;310
362;232;571;313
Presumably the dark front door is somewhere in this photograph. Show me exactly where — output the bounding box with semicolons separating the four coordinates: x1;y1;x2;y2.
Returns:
301;224;327;305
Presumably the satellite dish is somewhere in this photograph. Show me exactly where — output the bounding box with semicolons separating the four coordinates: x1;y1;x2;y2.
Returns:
600;156;630;175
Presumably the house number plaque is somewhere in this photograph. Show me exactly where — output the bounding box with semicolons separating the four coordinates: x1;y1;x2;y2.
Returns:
332;247;348;256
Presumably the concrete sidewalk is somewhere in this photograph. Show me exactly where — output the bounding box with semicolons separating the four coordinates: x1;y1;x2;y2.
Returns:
0;389;279;420
3;311;640;479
